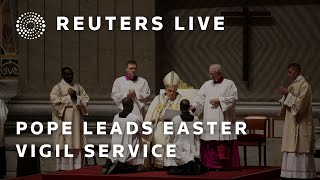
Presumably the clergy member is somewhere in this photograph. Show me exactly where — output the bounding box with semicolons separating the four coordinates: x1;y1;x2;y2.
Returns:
164;99;206;175
0;99;8;178
50;67;89;171
144;71;185;169
191;64;240;170
111;60;150;120
101;97;154;174
279;63;316;179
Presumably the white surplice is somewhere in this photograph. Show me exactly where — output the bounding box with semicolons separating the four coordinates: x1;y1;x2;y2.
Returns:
164;115;200;167
192;79;238;141
111;76;150;120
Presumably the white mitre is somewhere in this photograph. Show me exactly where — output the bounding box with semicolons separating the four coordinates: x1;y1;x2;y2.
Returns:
160;71;198;107
163;71;181;88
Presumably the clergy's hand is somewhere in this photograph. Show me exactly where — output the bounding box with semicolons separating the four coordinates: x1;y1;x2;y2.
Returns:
280;87;289;96
151;119;157;124
127;89;136;98
68;88;77;101
190;106;196;113
210;98;220;106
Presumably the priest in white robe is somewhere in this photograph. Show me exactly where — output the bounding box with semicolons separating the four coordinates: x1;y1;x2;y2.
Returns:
111;60;150;120
144;71;186;169
279;63;316;179
191;64;240;170
164;99;206;175
101;97;154;174
0;99;8;178
50;67;89;171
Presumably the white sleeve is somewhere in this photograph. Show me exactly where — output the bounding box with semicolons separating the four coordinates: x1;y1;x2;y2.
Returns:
283;93;296;108
111;79;127;110
170;117;180;144
218;82;238;112
135;79;150;108
192;83;207;115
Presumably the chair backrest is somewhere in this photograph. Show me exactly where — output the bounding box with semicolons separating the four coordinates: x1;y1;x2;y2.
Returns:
244;116;268;135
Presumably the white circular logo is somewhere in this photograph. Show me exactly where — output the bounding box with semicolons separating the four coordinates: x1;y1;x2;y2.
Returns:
16;12;46;40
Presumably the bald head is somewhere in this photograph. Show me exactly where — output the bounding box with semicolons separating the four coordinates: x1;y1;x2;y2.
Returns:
180;99;190;112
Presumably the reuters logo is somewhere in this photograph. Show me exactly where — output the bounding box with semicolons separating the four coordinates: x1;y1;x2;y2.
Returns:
16;12;46;40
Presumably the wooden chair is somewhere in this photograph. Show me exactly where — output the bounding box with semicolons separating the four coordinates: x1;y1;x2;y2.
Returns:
237;116;268;166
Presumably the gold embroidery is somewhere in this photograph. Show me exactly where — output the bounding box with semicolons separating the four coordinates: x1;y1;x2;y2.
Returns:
288;86;295;94
177;80;194;89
